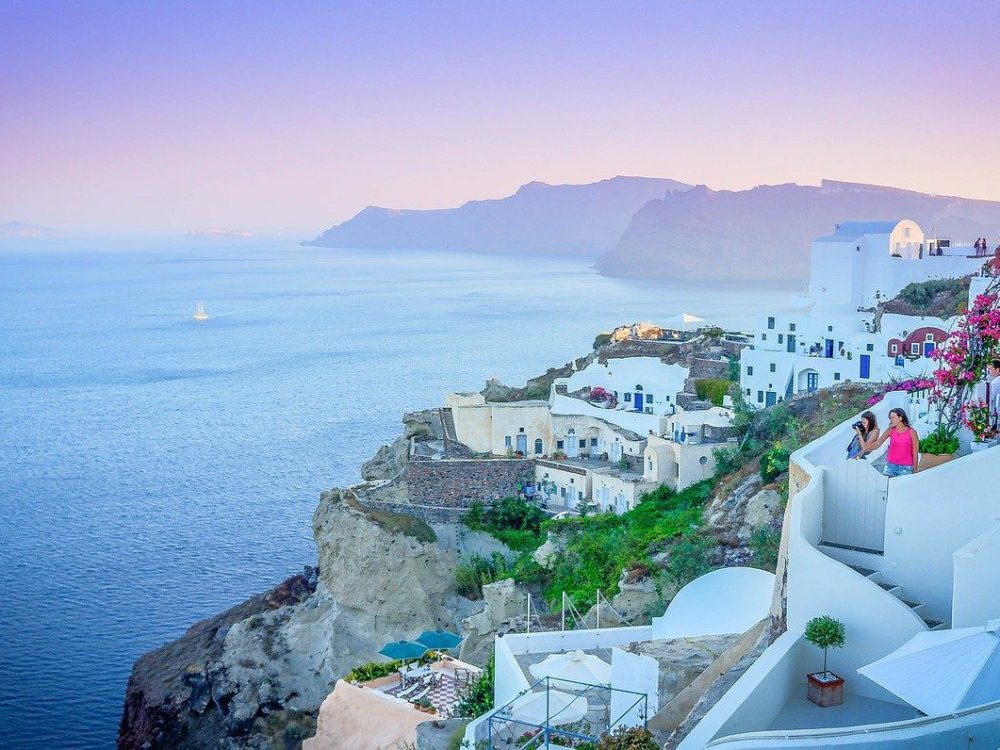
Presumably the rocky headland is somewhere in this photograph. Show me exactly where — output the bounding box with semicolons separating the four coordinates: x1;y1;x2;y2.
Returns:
119;332;863;749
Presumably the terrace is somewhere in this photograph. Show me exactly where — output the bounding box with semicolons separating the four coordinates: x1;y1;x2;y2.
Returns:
359;656;482;719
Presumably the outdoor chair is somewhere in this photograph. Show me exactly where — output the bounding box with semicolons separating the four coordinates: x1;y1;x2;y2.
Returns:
396;681;421;700
409;683;432;703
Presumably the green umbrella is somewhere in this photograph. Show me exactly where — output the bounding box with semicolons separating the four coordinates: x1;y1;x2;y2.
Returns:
378;640;429;661
416;629;462;650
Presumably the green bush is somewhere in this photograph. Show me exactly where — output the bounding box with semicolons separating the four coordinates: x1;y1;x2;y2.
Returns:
759;444;790;483
454;553;512;600
522;385;549;400
695;378;730;406
667;533;713;587
750;527;781;571
593;332;613;349
595;726;659;750
712;446;744;476
454;658;494;718
727;356;740;382
405;422;431;439
919;424;959;455
462;496;546;551
895;278;968;315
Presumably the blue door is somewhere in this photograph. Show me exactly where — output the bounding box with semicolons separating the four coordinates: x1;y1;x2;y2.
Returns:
859;354;871;379
634;393;644;412
825;339;834;358
516;433;527;454
765;391;777;407
806;372;819;392
924;342;934;357
787;334;796;353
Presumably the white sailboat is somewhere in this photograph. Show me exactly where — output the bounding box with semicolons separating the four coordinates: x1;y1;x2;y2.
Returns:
193;302;208;321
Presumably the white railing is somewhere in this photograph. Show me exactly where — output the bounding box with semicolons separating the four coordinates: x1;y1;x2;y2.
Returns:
821;459;889;553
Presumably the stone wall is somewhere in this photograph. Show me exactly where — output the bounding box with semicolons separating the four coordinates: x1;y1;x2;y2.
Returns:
405;458;536;510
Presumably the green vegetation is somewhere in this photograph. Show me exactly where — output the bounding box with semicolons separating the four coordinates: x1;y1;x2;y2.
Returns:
890;277;970;317
593;332;613;349
523;384;549;400
457;384;875;618
543;481;713;606
727;355;740;382
454;657;494;718
805;615;846;674
750;527;781;571
447;722;469;750
919;424;959;455
595;726;659;750
462;497;546;551
346;653;434;683
349;498;437;543
759;444;790;483
695;377;731;406
405;422;432;439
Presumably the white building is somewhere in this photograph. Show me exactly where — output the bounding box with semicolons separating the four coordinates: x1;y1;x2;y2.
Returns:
444;392;552;455
741;220;980;406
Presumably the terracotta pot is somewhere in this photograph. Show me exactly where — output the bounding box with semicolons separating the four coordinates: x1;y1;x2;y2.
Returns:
807;671;844;707
918;451;956;470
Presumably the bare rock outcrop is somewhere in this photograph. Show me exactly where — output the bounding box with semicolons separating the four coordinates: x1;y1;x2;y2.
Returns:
459;579;527;666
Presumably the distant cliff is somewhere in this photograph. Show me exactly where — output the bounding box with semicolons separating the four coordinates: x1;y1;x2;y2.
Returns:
597;180;1000;281
304;176;690;257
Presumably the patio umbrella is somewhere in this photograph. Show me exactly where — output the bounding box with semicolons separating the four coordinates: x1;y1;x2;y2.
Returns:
528;650;612;686
415;629;462;651
663;313;705;331
858;619;1000;715
511;689;589;727
378;640;429;661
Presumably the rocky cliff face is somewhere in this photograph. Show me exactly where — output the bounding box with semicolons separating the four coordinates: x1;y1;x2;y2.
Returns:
597;179;1000;281
304;176;689;257
119;490;471;749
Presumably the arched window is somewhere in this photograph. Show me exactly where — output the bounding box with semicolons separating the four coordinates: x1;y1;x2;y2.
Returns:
635;384;643;391
534;438;543;454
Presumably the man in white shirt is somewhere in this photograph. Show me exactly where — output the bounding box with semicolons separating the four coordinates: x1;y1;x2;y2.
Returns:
988;360;1000;430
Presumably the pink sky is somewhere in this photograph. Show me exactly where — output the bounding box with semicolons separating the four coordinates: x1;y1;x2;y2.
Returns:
2;1;998;236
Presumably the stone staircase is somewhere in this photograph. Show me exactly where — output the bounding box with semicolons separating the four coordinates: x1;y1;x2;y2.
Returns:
439;407;457;442
846;563;947;631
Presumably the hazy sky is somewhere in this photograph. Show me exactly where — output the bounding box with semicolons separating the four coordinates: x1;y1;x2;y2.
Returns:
2;1;999;235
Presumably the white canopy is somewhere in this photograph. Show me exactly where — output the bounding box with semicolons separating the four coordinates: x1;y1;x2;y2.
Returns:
663;313;705;330
510;689;589;726
858;619;1000;715
528;649;612;686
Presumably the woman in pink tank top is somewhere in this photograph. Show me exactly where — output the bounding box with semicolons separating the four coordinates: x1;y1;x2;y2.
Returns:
871;408;919;477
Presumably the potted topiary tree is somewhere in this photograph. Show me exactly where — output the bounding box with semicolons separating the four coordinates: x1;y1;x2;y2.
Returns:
805;615;846;706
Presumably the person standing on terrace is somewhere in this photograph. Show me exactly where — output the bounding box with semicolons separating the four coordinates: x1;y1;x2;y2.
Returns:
870;408;919;476
847;411;880;460
987;359;1000;430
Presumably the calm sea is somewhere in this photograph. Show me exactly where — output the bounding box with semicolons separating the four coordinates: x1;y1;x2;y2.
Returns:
0;245;793;748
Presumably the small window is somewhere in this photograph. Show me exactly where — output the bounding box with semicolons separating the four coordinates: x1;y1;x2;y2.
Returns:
646;393;654;402
579;439;586;449
504;436;512;447
624;393;631;402
518;427;525;433
767;317;775;329
761;333;767;341
891;343;899;354
590;438;598;447
834;372;841;381
911;343;920;355
747;366;753;376
635;384;643;391
560;487;566;498
577;490;583;501
757;390;764;403
866;343;874;352
778;334;784;344
570;478;574;484
746;388;751;396
647;458;653;471
827;325;833;332
556;440;564;450
789;322;796;332
769;363;776;373
699;456;708;466
925;333;935;342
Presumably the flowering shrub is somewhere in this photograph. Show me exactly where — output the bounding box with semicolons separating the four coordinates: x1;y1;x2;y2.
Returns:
963;400;996;442
929;286;1000;428
589;386;610;402
867;377;934;406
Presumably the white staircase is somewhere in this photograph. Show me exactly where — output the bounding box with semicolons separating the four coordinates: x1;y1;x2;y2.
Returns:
845;562;947;631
